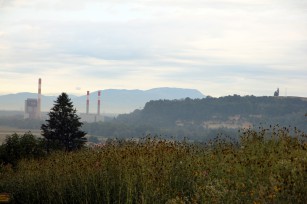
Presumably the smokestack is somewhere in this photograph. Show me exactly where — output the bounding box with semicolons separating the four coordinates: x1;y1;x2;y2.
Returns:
97;90;101;115
86;91;90;114
38;78;41;119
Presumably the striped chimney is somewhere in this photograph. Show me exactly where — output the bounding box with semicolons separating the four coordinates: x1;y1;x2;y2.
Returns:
86;91;90;114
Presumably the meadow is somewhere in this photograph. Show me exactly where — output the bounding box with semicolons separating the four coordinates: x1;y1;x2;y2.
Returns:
0;126;307;203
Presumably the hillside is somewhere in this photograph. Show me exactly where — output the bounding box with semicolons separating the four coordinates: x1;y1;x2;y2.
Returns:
0;88;205;114
117;95;307;131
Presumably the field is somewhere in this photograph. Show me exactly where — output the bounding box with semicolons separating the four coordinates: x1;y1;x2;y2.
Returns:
0;126;41;144
0;127;307;203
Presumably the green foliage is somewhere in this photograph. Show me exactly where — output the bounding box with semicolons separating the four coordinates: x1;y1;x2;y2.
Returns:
117;95;307;130
41;92;87;152
0;132;45;167
81;95;307;140
83;121;240;142
0;127;306;203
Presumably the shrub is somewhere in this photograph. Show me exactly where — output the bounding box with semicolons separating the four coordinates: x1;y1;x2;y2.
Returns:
0;132;45;167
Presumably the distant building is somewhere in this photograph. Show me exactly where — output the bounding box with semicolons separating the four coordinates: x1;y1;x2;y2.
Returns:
80;113;104;123
24;98;39;119
274;88;279;97
24;78;42;119
81;90;104;123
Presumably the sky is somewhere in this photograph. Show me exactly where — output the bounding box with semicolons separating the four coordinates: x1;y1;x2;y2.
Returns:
0;0;306;97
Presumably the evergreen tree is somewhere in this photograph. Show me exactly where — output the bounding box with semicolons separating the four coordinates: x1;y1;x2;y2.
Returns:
41;93;87;152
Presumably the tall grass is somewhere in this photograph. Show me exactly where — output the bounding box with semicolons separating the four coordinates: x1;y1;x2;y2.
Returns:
0;127;307;203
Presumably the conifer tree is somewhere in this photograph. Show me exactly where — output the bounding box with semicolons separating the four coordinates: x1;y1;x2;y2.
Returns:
41;92;86;152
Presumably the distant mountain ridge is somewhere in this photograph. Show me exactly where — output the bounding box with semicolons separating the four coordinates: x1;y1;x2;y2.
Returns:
0;88;205;114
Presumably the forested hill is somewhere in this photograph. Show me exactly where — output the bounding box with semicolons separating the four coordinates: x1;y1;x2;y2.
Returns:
117;95;307;131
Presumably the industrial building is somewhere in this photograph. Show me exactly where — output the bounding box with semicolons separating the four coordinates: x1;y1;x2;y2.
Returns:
80;90;104;123
24;78;42;119
24;78;104;122
24;98;38;119
80;114;104;123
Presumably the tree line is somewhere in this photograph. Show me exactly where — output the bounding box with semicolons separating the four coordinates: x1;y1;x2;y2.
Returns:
82;95;306;141
0;93;87;167
116;95;307;127
1;94;307;147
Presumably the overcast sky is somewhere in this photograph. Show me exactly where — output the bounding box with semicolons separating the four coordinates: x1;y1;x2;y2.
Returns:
1;0;306;97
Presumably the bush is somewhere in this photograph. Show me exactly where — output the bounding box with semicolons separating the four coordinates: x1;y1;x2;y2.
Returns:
0;132;45;167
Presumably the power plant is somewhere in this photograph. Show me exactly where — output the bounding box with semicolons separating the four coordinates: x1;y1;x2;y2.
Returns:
24;78;104;122
80;90;104;123
24;98;38;119
24;78;42;119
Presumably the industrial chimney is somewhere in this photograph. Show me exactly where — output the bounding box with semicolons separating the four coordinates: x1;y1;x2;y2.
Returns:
97;90;101;115
86;91;90;114
37;78;42;119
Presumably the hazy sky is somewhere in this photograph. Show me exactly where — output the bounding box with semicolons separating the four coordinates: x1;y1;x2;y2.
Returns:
1;0;306;97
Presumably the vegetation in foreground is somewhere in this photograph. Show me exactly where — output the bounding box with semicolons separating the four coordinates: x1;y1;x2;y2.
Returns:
0;127;307;203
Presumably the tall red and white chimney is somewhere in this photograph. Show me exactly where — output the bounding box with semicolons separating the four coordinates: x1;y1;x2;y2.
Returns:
38;78;42;119
86;91;90;114
97;90;101;115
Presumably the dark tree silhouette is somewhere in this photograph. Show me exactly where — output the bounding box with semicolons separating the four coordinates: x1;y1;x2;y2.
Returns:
274;88;279;96
0;132;45;167
41;92;86;152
